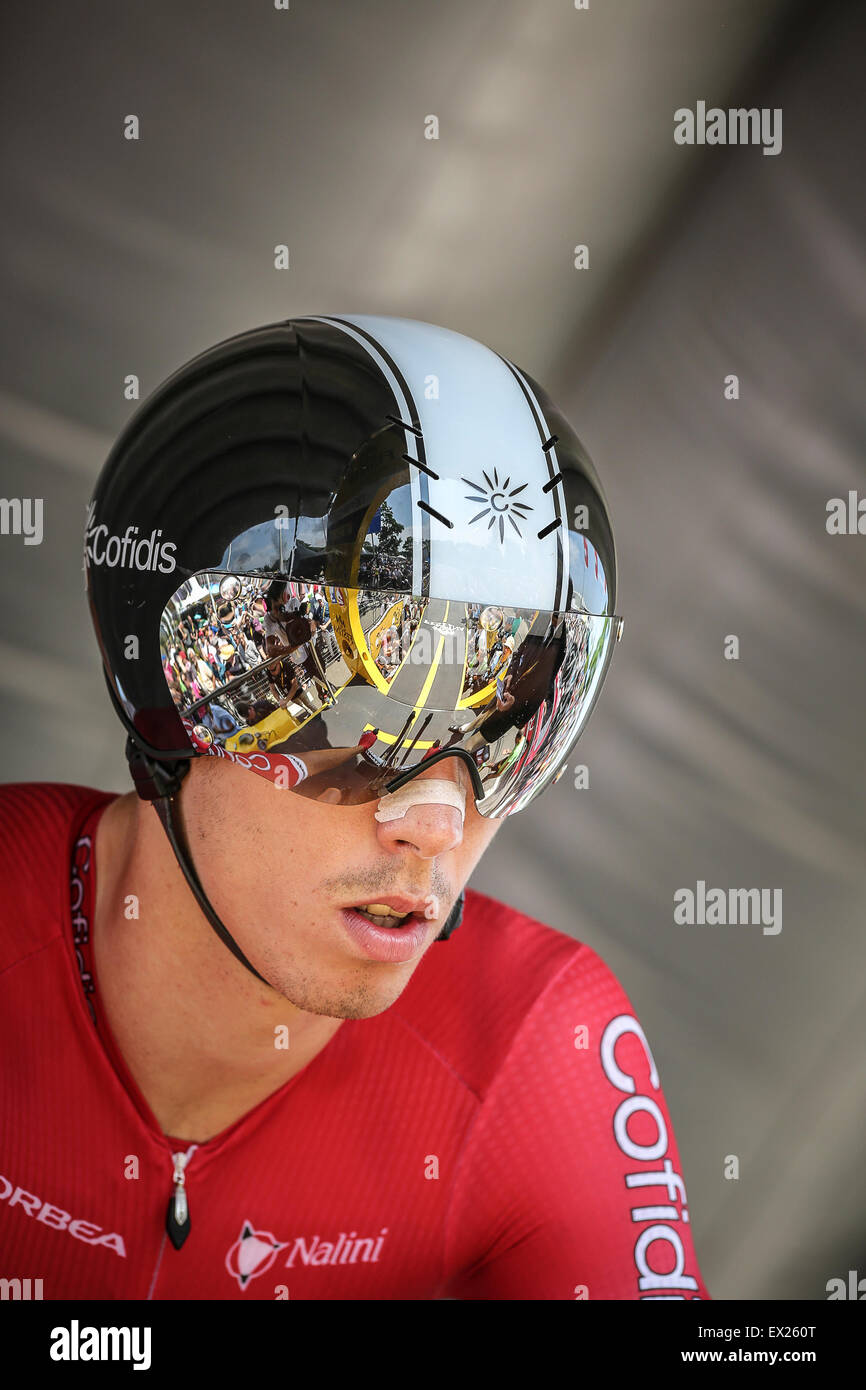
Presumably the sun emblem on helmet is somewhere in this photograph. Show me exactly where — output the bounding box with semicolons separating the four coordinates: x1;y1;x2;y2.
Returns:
462;468;533;543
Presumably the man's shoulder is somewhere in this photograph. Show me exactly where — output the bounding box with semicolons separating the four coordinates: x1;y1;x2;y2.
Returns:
391;887;612;1099
456;887;584;989
0;779;114;840
0;781;116;974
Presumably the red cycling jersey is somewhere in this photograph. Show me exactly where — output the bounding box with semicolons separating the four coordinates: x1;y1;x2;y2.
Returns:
0;782;709;1300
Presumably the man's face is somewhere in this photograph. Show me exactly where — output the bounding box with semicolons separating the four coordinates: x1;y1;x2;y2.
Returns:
180;754;502;1020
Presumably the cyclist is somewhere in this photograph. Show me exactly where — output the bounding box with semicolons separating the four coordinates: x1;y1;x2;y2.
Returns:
0;314;708;1300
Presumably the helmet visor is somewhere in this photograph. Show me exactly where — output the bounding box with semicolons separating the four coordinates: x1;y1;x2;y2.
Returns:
159;575;621;818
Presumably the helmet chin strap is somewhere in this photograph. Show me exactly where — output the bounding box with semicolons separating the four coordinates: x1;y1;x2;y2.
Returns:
126;738;271;985
124;738;466;991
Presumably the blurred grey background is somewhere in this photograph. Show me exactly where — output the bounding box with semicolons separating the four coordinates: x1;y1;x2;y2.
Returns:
1;0;864;1299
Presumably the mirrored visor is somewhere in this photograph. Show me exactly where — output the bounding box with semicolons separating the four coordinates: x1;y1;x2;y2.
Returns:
159;573;621;818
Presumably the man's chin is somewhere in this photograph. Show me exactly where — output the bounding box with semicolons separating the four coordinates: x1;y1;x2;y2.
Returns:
275;974;411;1022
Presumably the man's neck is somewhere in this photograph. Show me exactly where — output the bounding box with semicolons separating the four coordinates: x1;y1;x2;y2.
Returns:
91;792;342;1143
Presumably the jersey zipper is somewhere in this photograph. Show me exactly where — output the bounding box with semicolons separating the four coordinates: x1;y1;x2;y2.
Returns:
165;1144;198;1250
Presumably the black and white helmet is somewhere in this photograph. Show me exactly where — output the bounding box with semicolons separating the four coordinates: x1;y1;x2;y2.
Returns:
85;315;622;971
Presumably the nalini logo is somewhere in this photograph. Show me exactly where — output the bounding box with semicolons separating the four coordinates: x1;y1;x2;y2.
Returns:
226;1222;287;1290
225;1220;389;1289
83;501;177;574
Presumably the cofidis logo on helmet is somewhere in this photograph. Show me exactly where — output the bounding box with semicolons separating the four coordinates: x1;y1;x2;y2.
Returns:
84;502;177;574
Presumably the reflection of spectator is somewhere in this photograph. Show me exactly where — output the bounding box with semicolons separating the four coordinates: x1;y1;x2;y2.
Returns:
224;650;246;680
236;696;278;725
452;633;566;749
261;581;291;646
194;652;216;695
281;600;332;704
378;621;401;672
293;594;316;642
165;667;182;703
209;641;227;682
199;701;241;737
446;676;516;752
490;635;514;680
183;647;202;695
263;640;320;716
178;654;200;701
241;631;261;667
481;635;565;741
263;583;319;653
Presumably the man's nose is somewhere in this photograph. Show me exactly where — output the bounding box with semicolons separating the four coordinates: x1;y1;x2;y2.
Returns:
374;757;468;858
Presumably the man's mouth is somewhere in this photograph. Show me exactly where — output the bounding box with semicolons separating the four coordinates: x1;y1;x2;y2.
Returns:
350;903;419;930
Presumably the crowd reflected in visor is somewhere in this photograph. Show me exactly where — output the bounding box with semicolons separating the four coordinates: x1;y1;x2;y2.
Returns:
158;573;619;817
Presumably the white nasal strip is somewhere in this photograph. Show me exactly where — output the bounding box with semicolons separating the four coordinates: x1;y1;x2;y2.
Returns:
374;779;466;824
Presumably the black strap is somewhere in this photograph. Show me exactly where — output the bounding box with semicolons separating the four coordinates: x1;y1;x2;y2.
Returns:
125;735;270;985
151;791;271;986
437;888;465;942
